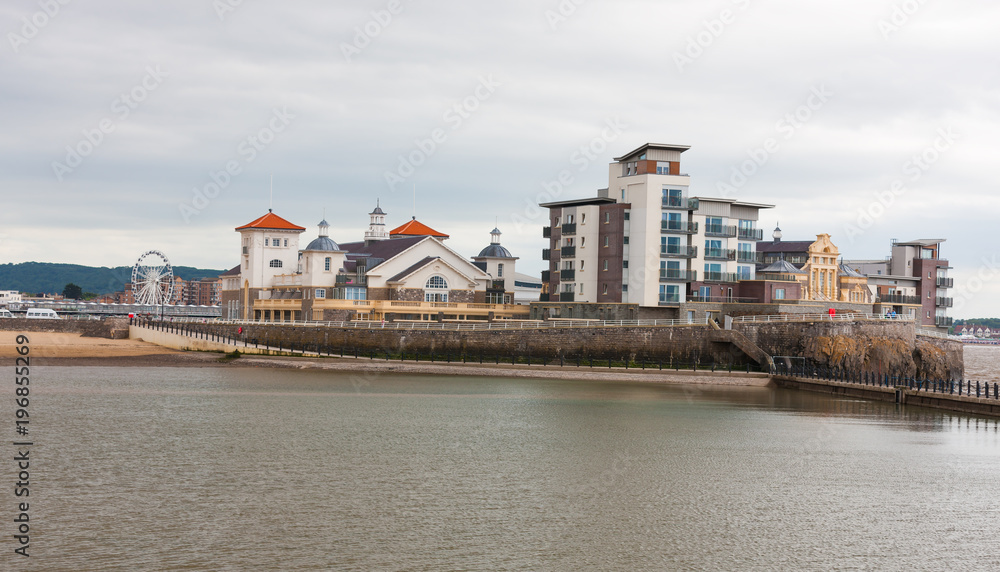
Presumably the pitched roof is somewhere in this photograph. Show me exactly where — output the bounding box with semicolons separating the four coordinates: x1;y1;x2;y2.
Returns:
385;256;439;283
759;259;806;274
839;263;866;278
220;265;240;277
338;235;427;271
756;240;813;254
389;218;449;238
235;211;306;231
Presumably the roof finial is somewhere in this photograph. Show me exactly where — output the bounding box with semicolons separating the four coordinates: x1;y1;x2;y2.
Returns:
269;173;273;212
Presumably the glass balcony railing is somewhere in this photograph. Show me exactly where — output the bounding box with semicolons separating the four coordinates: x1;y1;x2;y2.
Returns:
561;246;576;257
659;270;697;282
660;245;698;258
658;295;681;305
661;221;698;234
736;251;756;263
561;223;577;235
542;249;551;261
704;248;736;261
936;297;953;308
703;272;739;283
936;277;954;288
935;316;953;327
541;270;550;282
558;292;575;302
875;294;921;305
704;225;737;238
560;269;576;281
737;228;764;241
543;226;551;238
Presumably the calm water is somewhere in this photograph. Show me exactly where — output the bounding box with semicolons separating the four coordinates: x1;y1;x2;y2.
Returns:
4;362;1000;571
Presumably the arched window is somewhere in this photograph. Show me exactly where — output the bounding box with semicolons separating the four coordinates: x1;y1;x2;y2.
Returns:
269;259;283;268
424;275;448;302
425;276;447;289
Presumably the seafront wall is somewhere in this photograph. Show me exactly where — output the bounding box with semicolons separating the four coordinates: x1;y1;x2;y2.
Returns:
132;318;963;377
0;317;129;339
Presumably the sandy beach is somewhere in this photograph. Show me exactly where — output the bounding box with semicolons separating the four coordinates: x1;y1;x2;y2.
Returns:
0;331;772;385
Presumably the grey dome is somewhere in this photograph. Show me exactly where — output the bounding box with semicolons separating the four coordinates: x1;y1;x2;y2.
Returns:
478;244;513;258
305;236;340;251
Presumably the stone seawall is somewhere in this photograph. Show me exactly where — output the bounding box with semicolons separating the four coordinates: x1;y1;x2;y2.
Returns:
735;320;963;380
149;322;754;364
0;318;130;339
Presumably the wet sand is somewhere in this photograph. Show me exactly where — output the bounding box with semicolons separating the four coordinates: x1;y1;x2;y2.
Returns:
0;332;772;385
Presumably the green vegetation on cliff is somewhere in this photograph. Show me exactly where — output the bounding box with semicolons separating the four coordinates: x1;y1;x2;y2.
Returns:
0;262;226;296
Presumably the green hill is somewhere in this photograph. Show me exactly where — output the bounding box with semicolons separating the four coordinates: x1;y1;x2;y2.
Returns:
0;262;228;296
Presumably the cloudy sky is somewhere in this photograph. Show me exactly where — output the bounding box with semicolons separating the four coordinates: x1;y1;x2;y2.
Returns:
2;0;998;317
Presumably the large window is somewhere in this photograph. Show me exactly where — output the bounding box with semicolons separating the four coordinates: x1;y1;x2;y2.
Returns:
662;188;683;207
661;236;681;255
315;288;326;299
662;212;681;230
269;259;283;268
425;275;448;302
659;284;679;303
774;288;785;300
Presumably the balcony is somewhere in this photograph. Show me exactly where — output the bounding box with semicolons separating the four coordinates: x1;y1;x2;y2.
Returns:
539;293;551;302
704;248;736;261
487;280;506;291
704;225;737;238
658;295;681;305
703;272;739;283
542;249;551;261
543;226;551;238
335;274;367;286
558;292;575;302
660;245;698;258
242;246;249;255
875;294;921;305
736;251;757;263
659;270;697;282
560;269;576;281
561;223;576;235
561;246;576;257
541;270;550;282
661;221;698;234
935;316;953;327
936;277;954;288
737;228;764;241
936;297;954;308
662;197;700;210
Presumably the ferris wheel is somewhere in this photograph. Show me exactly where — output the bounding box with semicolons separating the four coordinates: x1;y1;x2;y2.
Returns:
131;250;174;305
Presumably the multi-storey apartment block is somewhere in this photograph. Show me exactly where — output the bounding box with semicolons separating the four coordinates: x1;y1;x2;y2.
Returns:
540;143;772;309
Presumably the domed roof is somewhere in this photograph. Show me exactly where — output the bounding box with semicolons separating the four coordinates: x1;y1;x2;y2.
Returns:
305;236;340;252
478;244;513;258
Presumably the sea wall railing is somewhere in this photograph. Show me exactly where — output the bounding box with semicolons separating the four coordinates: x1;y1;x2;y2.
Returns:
134;316;713;331
772;359;987;397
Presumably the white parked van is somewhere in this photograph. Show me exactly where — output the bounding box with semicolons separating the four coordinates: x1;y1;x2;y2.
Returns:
0;309;13;318
26;308;59;319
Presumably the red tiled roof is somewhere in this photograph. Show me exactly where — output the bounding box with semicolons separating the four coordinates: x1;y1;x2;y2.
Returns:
389;218;448;238
235;211;306;231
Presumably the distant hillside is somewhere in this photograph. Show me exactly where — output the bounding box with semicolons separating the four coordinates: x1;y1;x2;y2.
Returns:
0;262;227;295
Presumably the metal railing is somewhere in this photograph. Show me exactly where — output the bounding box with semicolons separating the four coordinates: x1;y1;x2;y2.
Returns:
156;315;714;331
561;246;576;257
734;312;915;324
561;223;577;235
560;269;576;281
875;294;921;305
